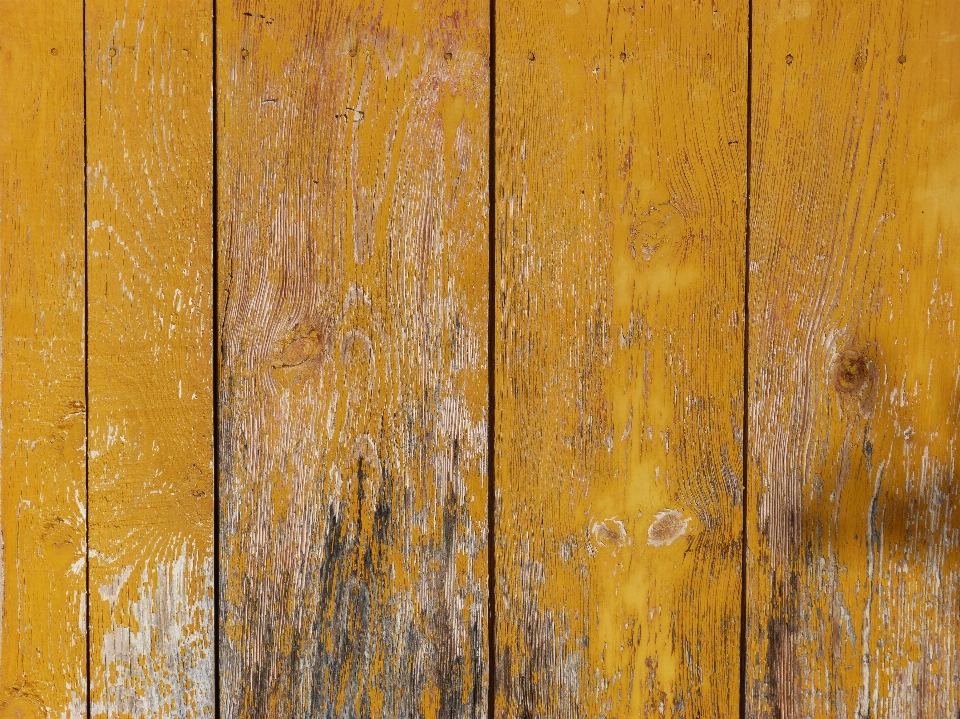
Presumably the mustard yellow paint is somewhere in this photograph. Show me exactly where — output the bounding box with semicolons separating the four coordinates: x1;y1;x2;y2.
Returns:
85;0;214;715
496;0;747;716
748;0;960;714
217;0;489;715
0;1;87;716
4;0;960;713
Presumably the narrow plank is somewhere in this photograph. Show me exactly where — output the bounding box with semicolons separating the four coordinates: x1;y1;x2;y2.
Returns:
0;1;87;716
495;0;747;716
748;0;960;715
217;1;489;715
85;0;214;715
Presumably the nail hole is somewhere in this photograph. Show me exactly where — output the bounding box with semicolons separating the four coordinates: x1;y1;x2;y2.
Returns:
785;54;793;65
898;54;906;64
50;47;58;55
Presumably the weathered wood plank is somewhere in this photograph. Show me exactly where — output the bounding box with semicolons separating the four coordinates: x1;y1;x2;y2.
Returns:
747;0;960;715
85;0;215;715
495;1;747;716
217;1;489;715
0;2;87;716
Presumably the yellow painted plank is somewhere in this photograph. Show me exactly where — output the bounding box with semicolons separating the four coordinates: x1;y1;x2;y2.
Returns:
0;2;87;716
85;0;214;715
495;1;747;716
747;0;960;715
217;1;489;715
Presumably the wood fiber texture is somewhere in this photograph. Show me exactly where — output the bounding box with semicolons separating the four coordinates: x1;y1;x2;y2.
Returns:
495;0;747;716
0;2;87;716
747;0;960;716
216;1;489;716
85;0;215;715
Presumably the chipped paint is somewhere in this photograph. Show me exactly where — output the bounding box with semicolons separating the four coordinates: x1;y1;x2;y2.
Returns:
748;1;960;714
85;0;215;714
218;0;489;715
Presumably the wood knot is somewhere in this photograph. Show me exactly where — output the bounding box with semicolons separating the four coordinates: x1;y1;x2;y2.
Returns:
275;336;319;368
273;327;327;370
832;349;869;394
592;518;629;549
830;348;878;417
647;509;690;547
0;696;42;719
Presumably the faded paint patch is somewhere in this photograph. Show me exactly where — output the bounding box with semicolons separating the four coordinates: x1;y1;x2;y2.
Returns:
93;546;213;719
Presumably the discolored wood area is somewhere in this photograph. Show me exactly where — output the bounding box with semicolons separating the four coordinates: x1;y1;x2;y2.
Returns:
747;0;960;715
494;0;748;716
216;1;490;715
85;0;215;715
0;1;87;715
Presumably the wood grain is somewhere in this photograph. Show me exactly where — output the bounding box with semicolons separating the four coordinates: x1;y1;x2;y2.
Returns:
495;0;747;716
85;0;214;715
0;2;87;716
747;0;960;715
217;1;489;715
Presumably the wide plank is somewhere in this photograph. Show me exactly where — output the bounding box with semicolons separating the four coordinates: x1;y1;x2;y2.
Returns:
0;1;87;716
747;0;960;715
495;0;747;716
85;0;215;715
217;1;490;715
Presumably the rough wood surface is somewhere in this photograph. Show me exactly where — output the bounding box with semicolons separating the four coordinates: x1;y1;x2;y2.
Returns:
747;1;960;716
495;0;747;716
0;2;87;716
85;0;215;715
217;1;489;716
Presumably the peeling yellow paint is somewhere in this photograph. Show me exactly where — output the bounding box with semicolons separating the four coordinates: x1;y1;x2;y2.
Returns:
748;1;960;715
85;0;214;715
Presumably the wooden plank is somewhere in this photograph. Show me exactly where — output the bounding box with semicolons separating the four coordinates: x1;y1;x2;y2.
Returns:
747;0;960;715
217;1;489;715
495;1;747;716
85;0;214;715
0;2;87;716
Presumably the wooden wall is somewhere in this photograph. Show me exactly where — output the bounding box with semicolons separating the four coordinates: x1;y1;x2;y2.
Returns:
1;1;958;717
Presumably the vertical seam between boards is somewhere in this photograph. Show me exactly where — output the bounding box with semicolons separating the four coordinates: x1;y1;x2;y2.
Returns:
82;0;91;714
487;0;497;716
740;1;754;718
211;0;221;716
